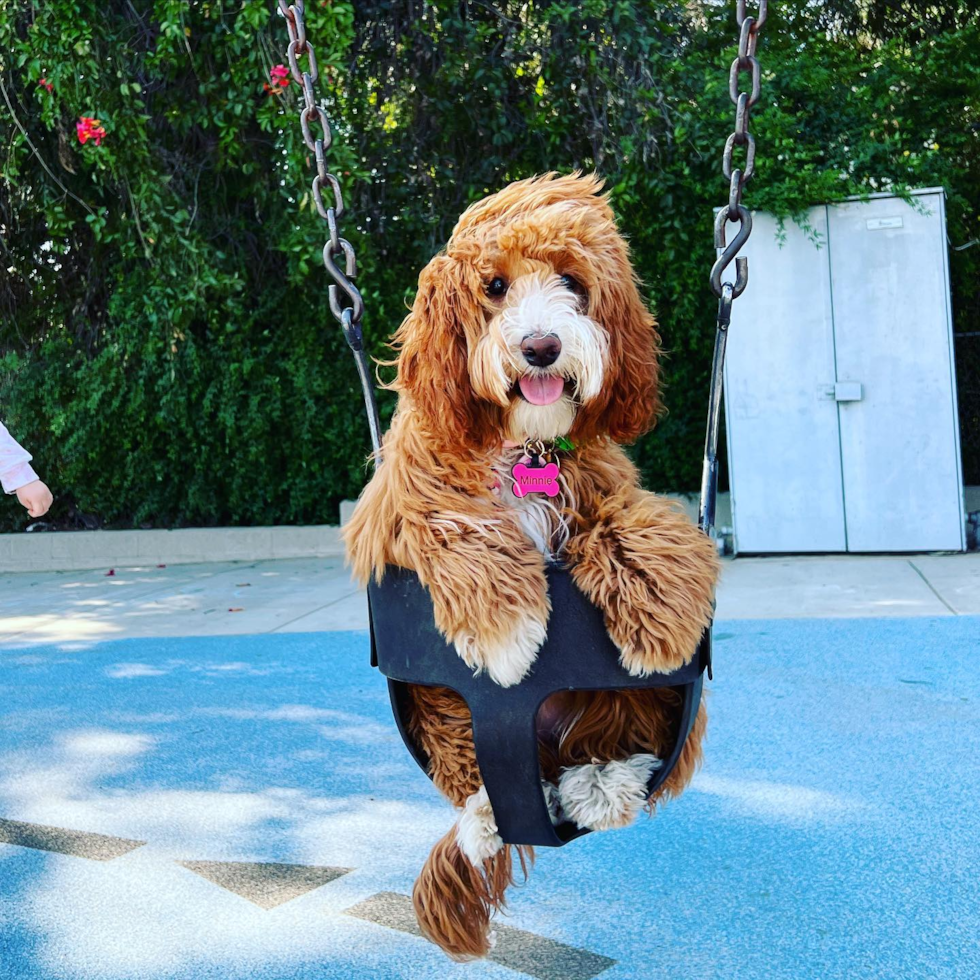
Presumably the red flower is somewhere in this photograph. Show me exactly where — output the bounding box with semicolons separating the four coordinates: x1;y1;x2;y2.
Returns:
269;64;290;87
38;78;53;92
76;116;106;146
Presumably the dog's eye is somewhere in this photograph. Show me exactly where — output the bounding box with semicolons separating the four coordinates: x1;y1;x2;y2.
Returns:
487;277;508;297
559;274;583;294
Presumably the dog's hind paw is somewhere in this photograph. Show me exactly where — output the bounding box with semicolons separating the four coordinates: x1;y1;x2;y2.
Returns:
557;753;662;831
456;786;503;865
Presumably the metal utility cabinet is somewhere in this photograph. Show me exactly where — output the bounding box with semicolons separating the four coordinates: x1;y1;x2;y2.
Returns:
725;188;965;553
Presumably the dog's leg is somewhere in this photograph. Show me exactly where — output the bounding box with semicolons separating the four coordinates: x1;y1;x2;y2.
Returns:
456;786;503;863
407;685;533;959
420;523;551;688
567;487;719;676
557;701;706;827
342;427;550;688
551;688;706;820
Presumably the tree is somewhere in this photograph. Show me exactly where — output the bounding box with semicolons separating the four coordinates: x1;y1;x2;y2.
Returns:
1;1;977;530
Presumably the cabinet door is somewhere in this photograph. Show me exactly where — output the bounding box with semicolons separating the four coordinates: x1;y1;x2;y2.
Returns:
725;208;847;552
828;192;965;552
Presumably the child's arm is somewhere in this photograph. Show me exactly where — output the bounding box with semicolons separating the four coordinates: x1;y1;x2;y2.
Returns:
1;421;53;517
0;420;39;493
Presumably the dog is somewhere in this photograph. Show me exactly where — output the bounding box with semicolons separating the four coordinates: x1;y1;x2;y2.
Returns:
344;172;719;959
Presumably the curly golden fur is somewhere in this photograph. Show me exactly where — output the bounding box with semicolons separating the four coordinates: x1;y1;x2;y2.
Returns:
344;172;719;959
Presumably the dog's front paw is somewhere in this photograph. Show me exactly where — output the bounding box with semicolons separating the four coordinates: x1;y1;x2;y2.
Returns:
453;608;547;687
557;753;661;831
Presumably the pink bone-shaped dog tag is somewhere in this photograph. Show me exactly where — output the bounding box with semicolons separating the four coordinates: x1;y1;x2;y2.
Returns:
511;461;561;498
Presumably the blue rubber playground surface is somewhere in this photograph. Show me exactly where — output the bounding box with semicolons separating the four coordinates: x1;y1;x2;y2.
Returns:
1;616;978;980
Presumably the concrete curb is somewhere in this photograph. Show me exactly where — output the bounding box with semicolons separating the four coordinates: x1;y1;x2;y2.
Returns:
0;494;733;575
0;525;345;574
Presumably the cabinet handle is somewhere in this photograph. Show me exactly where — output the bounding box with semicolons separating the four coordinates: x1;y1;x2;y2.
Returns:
834;381;863;402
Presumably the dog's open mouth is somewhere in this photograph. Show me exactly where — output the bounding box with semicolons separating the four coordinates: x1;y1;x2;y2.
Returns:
515;375;567;406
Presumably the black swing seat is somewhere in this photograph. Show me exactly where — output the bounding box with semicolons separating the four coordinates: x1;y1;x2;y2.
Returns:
369;564;710;847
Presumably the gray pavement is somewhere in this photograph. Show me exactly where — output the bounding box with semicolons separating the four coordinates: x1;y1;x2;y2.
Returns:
1;552;977;646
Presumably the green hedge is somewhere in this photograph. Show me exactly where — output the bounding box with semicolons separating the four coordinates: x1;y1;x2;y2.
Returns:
2;1;978;530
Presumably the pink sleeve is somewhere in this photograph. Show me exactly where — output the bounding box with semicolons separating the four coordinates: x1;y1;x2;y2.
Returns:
0;420;40;494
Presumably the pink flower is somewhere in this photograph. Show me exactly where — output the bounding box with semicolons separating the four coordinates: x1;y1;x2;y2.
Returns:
76;116;106;146
38;78;53;92
269;64;290;87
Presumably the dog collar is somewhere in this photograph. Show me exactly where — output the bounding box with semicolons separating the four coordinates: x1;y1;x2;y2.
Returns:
500;436;576;455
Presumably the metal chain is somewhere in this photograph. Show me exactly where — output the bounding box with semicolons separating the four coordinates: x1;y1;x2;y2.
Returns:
699;2;767;680
709;0;767;304
702;0;767;531
276;0;382;461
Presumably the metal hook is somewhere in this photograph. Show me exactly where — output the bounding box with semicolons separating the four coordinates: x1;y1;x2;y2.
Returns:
710;204;751;298
323;238;365;323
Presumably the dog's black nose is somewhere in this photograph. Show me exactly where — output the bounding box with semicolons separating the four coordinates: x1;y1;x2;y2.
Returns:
521;335;562;367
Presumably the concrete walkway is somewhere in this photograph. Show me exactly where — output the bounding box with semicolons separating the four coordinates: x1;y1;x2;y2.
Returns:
1;553;977;647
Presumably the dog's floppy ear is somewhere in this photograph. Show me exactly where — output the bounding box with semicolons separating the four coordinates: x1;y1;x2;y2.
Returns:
394;254;497;449
573;266;661;445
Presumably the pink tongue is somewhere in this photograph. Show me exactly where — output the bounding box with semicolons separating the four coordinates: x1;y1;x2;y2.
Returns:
518;375;566;406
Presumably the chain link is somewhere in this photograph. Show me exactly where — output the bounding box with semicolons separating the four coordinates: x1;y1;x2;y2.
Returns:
710;0;766;299
275;0;381;459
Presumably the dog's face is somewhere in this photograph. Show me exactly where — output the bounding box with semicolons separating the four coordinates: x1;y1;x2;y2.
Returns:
395;173;661;450
470;260;607;443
